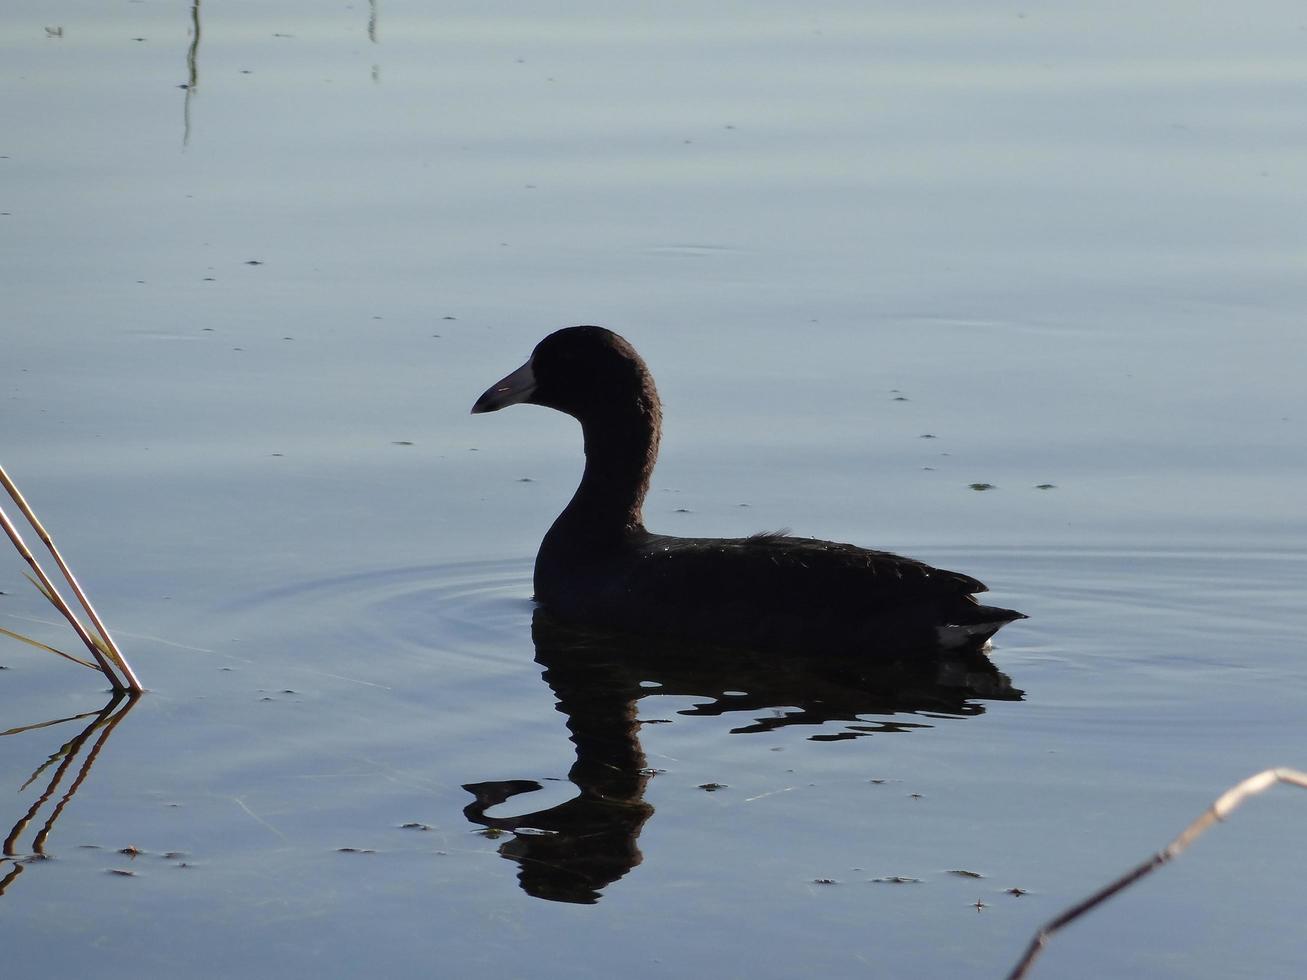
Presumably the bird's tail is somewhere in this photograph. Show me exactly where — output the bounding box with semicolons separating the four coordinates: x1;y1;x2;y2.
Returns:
936;604;1027;650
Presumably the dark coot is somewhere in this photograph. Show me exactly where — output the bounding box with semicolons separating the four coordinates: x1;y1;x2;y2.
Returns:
472;326;1025;656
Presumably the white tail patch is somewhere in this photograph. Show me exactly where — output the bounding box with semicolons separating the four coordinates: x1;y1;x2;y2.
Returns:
935;622;999;650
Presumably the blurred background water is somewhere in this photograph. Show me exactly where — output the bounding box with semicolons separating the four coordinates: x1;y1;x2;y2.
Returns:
2;2;1305;977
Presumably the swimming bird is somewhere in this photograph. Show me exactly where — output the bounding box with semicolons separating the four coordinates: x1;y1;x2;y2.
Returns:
472;326;1024;656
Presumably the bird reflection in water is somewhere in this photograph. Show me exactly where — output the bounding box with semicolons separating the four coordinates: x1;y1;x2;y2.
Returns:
463;610;1021;904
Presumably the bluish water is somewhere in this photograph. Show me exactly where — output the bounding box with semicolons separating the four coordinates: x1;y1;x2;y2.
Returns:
3;2;1306;977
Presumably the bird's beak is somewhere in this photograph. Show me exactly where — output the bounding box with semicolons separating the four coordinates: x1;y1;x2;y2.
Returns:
471;359;537;414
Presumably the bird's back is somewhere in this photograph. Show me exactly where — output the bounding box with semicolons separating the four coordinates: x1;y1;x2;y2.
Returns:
535;530;1021;657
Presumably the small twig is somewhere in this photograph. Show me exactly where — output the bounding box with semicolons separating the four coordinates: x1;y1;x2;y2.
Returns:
1007;767;1307;980
0;625;99;670
0;464;139;690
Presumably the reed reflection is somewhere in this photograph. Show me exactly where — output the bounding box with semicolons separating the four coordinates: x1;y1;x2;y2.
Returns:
182;1;200;147
464;611;1021;904
1;693;138;893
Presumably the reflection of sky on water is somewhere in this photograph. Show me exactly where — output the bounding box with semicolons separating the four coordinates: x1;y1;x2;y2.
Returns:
2;1;1306;977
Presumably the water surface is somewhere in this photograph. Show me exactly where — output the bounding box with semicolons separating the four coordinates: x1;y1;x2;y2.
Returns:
3;2;1306;977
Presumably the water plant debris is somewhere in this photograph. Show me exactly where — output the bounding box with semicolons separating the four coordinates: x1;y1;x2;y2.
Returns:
1006;767;1307;979
0;464;141;691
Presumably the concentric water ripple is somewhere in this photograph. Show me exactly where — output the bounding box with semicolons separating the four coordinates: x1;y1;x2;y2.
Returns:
219;558;538;677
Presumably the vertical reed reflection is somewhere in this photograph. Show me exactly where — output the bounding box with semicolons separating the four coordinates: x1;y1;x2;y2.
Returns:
369;0;381;83
0;858;21;895
183;0;201;147
3;694;139;859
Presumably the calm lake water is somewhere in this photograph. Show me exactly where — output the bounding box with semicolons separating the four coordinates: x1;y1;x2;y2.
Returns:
3;2;1305;977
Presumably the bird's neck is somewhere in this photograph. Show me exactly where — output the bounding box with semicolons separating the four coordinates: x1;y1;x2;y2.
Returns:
553;404;660;545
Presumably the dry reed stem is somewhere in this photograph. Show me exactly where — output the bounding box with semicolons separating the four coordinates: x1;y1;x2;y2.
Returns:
0;504;119;685
0;464;138;686
0;464;139;690
1007;767;1307;979
0;624;98;670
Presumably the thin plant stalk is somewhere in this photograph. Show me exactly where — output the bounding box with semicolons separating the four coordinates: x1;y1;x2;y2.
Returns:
0;466;139;688
0;464;139;691
0;624;99;671
1006;767;1307;979
0;505;120;686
